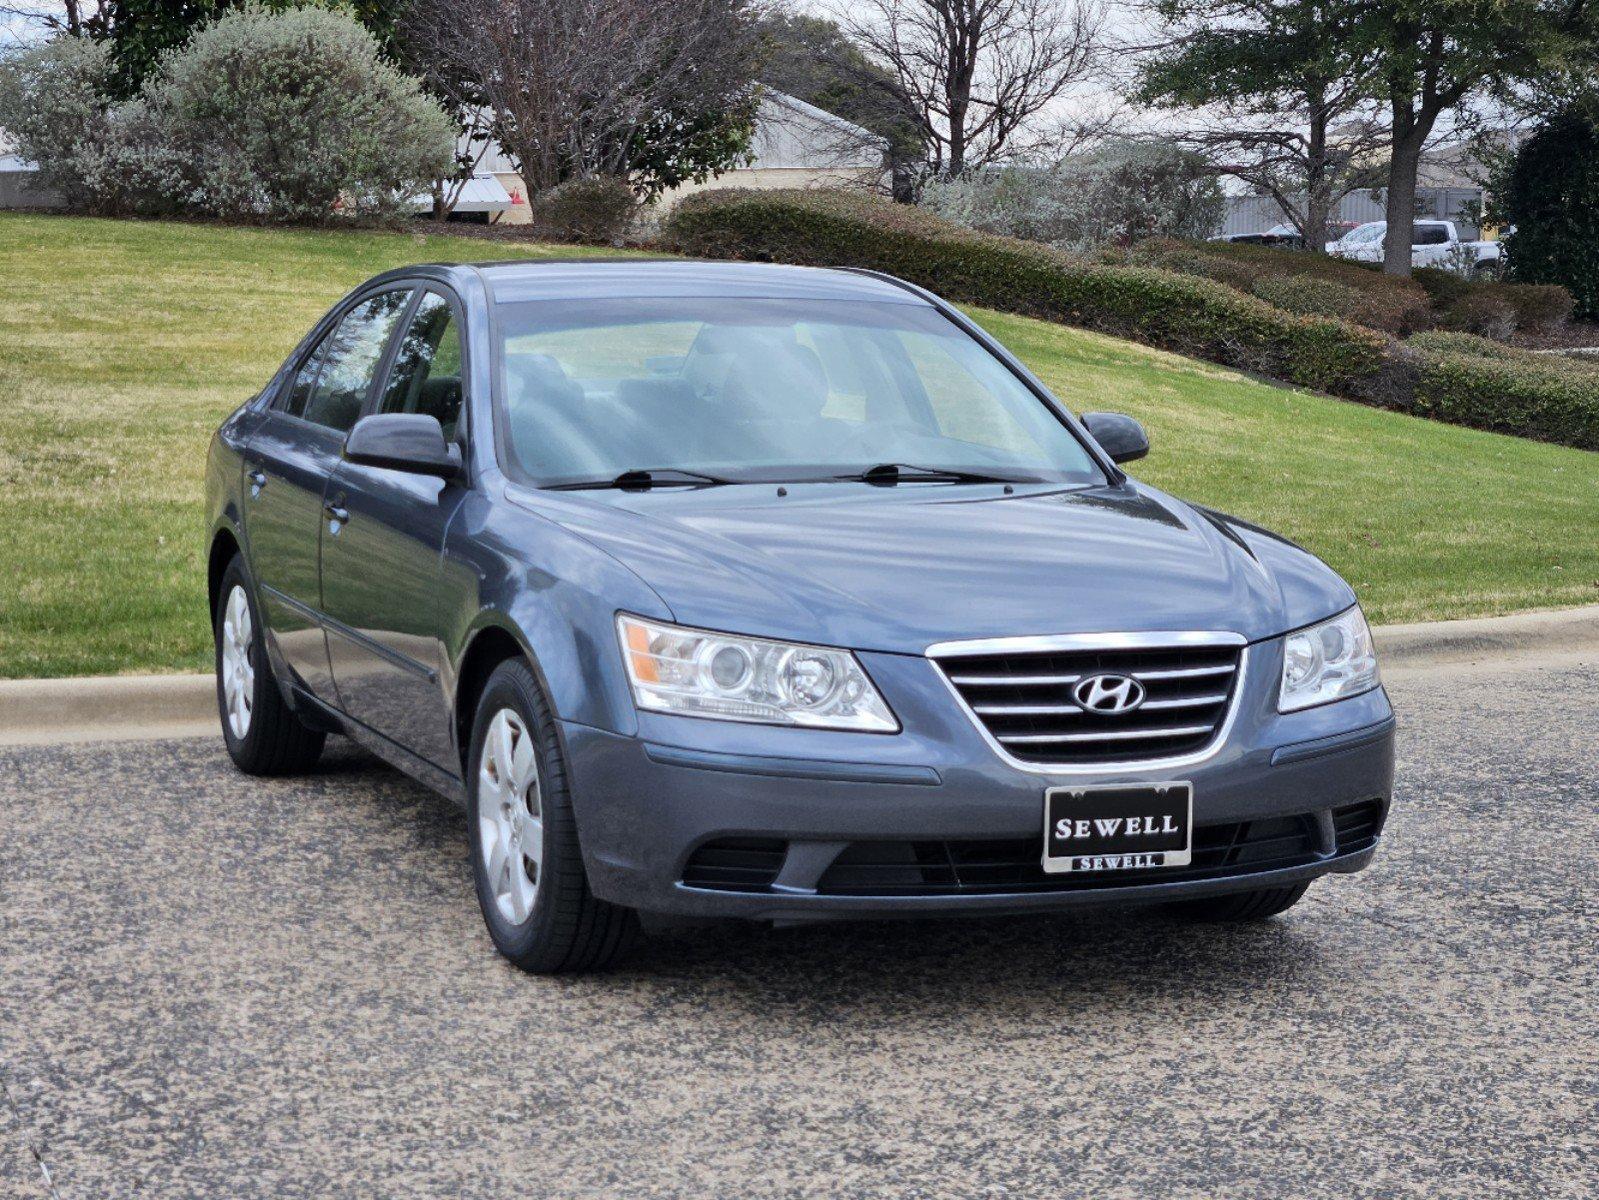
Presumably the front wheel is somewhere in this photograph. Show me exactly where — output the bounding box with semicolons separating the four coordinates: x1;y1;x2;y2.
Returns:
467;659;636;973
214;556;325;775
1166;881;1310;922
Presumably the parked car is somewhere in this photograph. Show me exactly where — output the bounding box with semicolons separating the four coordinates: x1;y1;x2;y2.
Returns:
205;261;1395;973
1326;220;1501;273
1210;224;1308;250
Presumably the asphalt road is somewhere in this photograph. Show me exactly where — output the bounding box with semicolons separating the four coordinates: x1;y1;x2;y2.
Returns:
2;654;1595;1199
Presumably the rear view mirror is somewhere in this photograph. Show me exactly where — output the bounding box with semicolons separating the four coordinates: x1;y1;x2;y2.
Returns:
344;413;461;478
1081;412;1150;465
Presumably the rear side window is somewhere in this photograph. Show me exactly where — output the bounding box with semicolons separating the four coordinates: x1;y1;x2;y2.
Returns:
297;289;412;433
377;292;465;440
1414;225;1450;245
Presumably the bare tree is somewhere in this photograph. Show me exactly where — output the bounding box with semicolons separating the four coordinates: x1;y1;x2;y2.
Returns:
407;0;765;199
0;1;113;41
831;0;1106;179
1164;105;1391;248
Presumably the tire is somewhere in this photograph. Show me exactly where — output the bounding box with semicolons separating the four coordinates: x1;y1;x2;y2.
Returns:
466;658;636;974
1166;881;1310;922
214;555;326;775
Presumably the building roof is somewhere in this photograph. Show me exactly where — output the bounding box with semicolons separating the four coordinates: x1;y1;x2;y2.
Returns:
463;89;886;181
748;90;887;170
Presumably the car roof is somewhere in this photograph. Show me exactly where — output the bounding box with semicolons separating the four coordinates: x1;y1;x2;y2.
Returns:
395;259;931;306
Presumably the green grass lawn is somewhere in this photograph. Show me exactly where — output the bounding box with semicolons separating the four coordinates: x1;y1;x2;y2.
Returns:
1;212;1595;679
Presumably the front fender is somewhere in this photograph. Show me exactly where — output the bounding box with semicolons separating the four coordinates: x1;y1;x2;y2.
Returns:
440;484;672;736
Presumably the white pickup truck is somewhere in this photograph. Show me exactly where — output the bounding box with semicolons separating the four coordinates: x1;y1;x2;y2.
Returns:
1326;220;1502;274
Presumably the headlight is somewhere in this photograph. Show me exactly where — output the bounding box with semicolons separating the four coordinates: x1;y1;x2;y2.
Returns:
1279;606;1380;712
617;615;899;732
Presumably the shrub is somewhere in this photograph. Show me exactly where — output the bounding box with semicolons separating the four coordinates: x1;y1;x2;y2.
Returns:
0;38;131;213
667;188;1385;392
1405;331;1522;360
140;6;453;222
1502;112;1599;319
1441;289;1518;341
1134;236;1434;334
1412;266;1472;309
919;142;1224;252
1157;250;1259;295
666;187;1599;451
529;176;637;245
1499;282;1574;331
1401;343;1599;449
1418;268;1572;338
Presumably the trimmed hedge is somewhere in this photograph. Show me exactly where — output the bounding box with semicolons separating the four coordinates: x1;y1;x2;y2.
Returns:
663;188;1599;451
1406;330;1521;360
1403;345;1599;449
1135;237;1434;334
1414;267;1574;339
529;176;637;245
668;188;1384;392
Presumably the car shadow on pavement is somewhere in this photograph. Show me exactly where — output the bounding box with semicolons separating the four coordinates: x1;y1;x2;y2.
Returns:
324;736;1332;1016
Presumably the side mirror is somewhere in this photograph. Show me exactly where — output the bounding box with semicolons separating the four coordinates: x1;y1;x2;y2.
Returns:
344;413;461;478
1081;411;1150;465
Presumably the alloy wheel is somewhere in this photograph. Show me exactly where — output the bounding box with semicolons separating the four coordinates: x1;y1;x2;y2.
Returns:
477;708;544;925
220;585;255;740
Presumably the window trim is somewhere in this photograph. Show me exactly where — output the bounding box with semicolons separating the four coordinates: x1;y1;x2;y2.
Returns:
270;283;416;434
366;284;474;478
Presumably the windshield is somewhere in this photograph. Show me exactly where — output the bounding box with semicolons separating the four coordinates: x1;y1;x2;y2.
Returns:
493;297;1105;487
1347;223;1385;244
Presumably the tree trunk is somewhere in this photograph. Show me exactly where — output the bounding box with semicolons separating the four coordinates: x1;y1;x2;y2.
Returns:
1383;127;1426;277
1304;90;1331;251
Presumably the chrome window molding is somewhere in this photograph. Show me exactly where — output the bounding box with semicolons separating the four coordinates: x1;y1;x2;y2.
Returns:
927;631;1250;776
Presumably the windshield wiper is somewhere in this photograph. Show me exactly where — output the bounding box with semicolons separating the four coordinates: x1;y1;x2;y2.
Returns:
545;468;737;491
836;462;1030;485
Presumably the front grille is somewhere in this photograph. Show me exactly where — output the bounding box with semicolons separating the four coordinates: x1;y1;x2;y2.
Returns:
679;802;1388;897
935;640;1243;765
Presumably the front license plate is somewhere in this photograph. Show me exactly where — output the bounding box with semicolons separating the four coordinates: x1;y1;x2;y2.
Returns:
1043;783;1193;874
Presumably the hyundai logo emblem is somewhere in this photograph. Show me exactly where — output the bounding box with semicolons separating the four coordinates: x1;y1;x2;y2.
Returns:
1073;673;1146;714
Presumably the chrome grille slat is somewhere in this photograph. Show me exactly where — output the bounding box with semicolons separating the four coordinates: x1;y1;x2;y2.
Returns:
950;663;1234;687
999;724;1214;745
975;693;1228;716
933;635;1244;766
1131;664;1236;681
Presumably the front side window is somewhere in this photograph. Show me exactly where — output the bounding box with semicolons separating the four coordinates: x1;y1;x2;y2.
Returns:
1413;224;1450;245
493;297;1105;488
378;292;464;440
299;289;412;433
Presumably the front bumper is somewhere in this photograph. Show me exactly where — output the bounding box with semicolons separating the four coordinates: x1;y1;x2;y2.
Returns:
561;643;1396;921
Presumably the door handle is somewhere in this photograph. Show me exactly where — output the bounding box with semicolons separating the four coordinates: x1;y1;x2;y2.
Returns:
324;500;349;524
248;470;267;496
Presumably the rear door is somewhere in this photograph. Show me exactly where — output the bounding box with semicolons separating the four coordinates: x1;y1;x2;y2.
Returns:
241;287;413;700
319;288;469;769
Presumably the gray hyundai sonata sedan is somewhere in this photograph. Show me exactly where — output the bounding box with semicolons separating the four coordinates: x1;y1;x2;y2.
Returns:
205;260;1394;972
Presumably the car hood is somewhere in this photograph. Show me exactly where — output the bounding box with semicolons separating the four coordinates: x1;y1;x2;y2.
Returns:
511;481;1355;654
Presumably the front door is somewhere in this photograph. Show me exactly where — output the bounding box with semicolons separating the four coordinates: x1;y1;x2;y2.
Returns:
241;287;413;701
320;289;468;770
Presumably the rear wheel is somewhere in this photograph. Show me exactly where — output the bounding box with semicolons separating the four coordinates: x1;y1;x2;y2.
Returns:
467;658;636;973
214;556;325;775
1167;881;1310;922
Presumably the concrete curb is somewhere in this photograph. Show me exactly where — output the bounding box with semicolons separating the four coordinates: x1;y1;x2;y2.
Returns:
3;604;1597;746
0;673;216;747
1372;603;1599;668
